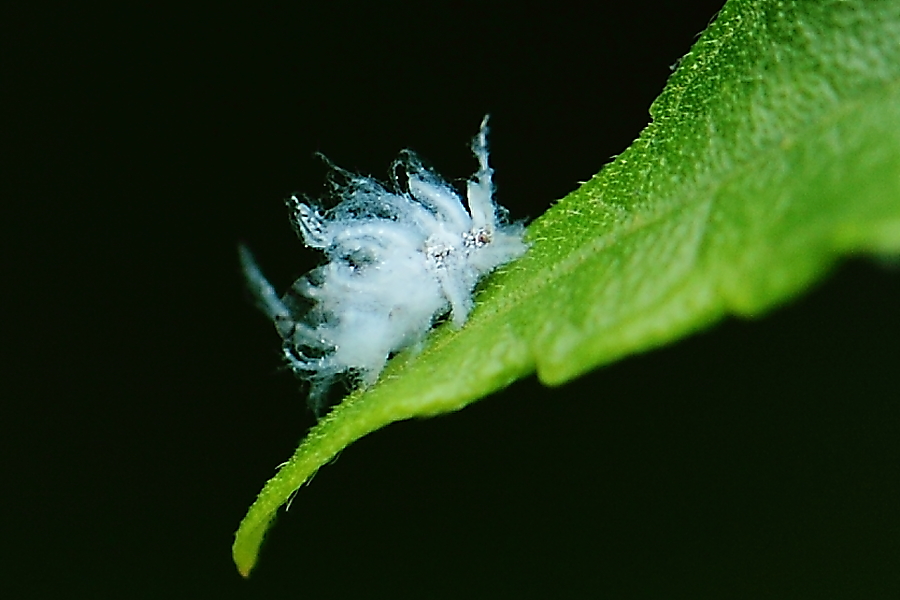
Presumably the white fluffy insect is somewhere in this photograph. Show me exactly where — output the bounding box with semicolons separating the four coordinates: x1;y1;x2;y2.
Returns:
240;116;527;415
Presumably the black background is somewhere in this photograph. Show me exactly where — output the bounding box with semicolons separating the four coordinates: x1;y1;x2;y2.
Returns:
6;1;900;598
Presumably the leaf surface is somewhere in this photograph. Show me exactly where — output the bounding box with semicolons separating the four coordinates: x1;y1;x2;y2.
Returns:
234;0;900;576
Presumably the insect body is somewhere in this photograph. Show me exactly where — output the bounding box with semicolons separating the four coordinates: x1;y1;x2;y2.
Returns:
240;116;527;415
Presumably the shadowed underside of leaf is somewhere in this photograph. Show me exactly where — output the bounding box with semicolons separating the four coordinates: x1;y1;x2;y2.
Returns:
234;0;900;576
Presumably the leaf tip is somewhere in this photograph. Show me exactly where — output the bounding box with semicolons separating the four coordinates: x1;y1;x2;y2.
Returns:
232;513;277;578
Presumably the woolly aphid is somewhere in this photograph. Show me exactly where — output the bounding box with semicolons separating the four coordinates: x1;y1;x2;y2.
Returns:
240;117;527;415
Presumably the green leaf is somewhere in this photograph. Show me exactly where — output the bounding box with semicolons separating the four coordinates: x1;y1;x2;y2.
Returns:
233;0;900;576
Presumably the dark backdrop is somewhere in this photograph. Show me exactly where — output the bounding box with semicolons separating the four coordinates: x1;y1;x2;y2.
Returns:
7;2;900;598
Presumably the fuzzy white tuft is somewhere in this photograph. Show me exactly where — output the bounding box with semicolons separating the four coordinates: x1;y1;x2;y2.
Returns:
241;116;527;415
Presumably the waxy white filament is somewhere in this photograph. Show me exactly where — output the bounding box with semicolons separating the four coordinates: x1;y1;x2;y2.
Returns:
241;117;527;415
